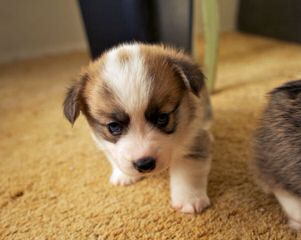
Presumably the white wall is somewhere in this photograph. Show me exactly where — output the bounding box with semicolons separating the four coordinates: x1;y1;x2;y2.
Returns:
0;0;88;63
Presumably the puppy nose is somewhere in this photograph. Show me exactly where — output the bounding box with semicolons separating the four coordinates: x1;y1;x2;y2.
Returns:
133;157;156;173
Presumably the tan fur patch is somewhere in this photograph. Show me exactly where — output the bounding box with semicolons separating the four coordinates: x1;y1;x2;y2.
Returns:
140;45;187;112
118;48;131;65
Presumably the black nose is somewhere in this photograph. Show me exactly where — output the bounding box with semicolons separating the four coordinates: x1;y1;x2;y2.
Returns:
133;157;156;173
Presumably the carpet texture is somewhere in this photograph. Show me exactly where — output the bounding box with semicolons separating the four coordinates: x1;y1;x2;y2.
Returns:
1;33;301;239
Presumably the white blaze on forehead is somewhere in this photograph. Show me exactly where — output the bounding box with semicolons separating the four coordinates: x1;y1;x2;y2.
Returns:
102;44;152;113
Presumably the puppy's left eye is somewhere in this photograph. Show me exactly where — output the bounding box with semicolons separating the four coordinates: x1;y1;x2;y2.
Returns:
156;113;169;128
107;122;123;136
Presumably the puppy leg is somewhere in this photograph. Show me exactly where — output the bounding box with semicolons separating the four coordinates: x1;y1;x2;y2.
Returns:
91;133;142;186
170;157;211;214
110;167;142;186
106;155;141;186
274;188;301;230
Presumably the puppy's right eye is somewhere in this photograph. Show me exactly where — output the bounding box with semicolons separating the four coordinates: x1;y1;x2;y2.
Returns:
107;122;122;136
156;113;169;128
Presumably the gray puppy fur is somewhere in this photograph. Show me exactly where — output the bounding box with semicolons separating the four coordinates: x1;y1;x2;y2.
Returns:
253;80;301;230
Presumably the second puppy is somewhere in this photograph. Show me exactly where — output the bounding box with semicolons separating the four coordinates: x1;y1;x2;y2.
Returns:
253;80;301;230
64;43;212;213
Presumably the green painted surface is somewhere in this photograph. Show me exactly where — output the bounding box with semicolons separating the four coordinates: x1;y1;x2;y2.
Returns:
201;0;219;92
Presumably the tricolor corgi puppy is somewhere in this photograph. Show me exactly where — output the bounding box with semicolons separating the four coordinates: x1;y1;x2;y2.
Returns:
63;43;213;213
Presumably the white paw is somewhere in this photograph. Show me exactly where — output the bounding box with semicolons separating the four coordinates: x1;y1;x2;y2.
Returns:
110;169;142;186
172;194;210;214
288;218;301;231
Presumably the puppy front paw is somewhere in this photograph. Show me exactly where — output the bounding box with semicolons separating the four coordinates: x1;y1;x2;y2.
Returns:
288;218;301;231
171;193;210;214
110;169;142;186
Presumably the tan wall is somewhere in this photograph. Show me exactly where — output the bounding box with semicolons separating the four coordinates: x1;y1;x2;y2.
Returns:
0;0;88;63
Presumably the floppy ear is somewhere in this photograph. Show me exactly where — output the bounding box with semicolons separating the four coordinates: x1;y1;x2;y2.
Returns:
168;57;205;97
63;84;81;124
63;74;87;125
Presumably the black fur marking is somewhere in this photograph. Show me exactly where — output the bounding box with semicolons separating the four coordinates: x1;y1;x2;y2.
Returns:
184;129;211;160
168;57;205;96
145;101;181;134
86;109;130;144
109;111;130;126
271;79;301;99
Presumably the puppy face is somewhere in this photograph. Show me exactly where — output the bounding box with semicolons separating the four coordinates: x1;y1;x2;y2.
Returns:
64;44;206;177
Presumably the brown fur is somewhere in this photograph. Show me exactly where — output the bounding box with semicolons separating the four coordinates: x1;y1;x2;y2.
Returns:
118;48;131;64
141;46;186;111
140;44;207;134
253;80;301;196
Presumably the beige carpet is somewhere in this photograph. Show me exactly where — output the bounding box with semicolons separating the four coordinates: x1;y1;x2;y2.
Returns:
1;33;301;239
